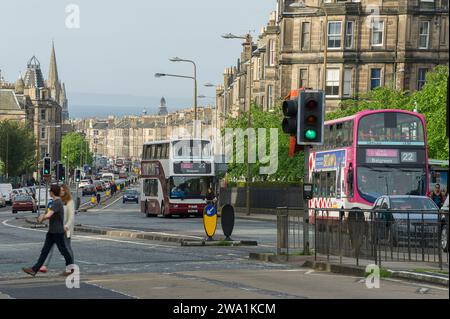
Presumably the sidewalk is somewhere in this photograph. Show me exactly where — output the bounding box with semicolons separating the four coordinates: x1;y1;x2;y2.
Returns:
249;252;449;287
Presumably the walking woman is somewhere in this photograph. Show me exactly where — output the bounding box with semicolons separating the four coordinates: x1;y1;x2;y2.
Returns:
22;185;74;277
38;184;75;274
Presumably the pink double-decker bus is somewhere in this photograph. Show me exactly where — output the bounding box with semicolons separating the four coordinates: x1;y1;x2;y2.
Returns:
308;109;429;221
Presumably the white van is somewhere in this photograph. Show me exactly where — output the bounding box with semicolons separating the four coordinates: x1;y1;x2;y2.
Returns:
102;173;115;183
35;187;52;208
0;184;13;205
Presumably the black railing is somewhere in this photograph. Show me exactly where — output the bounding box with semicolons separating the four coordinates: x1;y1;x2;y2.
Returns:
277;207;449;270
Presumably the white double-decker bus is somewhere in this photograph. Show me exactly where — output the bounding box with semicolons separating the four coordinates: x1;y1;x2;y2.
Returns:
140;139;215;217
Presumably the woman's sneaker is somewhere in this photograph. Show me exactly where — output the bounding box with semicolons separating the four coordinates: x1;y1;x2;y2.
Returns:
39;266;48;273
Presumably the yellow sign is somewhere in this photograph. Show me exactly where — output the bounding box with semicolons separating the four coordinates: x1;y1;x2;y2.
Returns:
203;204;218;239
323;154;337;167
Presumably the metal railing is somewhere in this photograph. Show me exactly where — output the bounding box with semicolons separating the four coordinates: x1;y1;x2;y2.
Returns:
277;207;449;269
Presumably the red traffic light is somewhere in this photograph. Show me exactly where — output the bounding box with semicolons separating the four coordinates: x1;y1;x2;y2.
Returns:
306;100;318;109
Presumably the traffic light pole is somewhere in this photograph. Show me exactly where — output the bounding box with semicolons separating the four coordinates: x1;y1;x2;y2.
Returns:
304;146;310;255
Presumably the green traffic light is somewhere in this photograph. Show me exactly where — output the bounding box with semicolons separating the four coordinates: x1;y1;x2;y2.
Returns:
305;129;317;140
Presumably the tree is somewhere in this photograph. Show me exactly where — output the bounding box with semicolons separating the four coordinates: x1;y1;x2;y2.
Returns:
0;120;36;177
61;132;93;172
224;103;304;183
413;65;449;160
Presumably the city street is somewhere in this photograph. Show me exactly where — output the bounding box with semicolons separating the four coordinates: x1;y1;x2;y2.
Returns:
0;193;448;299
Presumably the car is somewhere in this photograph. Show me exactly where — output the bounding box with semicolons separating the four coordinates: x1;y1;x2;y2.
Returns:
372;195;440;247
0;193;6;208
34;187;52;208
12;195;37;214
441;195;449;253
93;181;104;192
82;184;97;196
0;184;13;205
123;190;139;204
79;180;91;188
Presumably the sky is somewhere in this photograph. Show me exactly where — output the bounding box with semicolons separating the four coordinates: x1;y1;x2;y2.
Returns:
0;0;276;118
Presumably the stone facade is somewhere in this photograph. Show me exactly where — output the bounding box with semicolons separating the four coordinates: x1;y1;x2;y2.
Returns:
0;44;67;162
216;0;449;114
74;106;215;161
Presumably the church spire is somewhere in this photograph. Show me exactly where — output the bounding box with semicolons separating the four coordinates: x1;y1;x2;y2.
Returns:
48;41;59;88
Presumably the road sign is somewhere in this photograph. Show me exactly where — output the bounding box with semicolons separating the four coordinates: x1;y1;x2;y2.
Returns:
221;205;235;241
203;204;217;240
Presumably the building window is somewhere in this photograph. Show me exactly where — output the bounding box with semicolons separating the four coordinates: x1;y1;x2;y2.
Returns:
417;68;429;90
267;85;274;110
301;22;310;50
345;21;354;49
299;69;308;88
371;20;384;46
419;21;430;49
328;22;342;49
370;68;382;90
40;127;46;139
343;68;353;97
269;40;276;66
40;109;46;121
326;69;340;97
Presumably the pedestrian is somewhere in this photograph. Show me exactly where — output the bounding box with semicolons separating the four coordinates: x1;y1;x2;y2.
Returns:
96;192;101;205
39;184;75;273
22;184;74;277
430;183;445;208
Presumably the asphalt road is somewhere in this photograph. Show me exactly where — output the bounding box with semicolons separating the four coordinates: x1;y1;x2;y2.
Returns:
0;191;448;299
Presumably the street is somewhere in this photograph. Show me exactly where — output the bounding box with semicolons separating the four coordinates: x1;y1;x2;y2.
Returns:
0;194;448;299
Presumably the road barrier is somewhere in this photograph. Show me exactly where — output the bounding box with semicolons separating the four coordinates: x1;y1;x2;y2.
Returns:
276;207;449;270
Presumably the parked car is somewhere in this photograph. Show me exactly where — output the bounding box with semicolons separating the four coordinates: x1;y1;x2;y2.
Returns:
82;184;97;196
372;195;440;247
0;193;6;208
123;190;139;204
12;195;37;214
0;184;13;205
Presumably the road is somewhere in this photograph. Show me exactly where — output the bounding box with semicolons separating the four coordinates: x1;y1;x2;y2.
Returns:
0;191;448;299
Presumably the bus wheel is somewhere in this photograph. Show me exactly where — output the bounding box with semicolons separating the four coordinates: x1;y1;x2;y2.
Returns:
162;203;171;218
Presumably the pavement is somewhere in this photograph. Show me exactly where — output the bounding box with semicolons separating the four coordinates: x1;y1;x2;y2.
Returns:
0;189;448;299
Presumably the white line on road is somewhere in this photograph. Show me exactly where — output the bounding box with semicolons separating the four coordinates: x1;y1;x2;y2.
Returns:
1;218;176;249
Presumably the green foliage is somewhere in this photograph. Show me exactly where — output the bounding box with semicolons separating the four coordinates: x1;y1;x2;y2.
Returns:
327;65;449;160
0;120;36;177
61;132;93;170
224;103;305;182
413;65;449;160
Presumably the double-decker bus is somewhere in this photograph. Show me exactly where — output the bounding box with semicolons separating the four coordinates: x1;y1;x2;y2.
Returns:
140;139;215;217
309;109;428;220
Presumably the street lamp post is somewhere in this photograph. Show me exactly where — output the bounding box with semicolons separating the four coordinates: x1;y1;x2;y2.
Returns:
155;71;198;137
222;32;254;216
169;57;198;123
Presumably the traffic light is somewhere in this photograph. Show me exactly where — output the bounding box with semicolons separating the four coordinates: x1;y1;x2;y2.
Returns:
298;90;325;145
75;169;81;183
282;90;326;146
43;157;51;176
57;164;65;182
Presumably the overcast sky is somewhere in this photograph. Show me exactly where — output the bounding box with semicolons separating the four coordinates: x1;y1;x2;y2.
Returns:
0;1;276;117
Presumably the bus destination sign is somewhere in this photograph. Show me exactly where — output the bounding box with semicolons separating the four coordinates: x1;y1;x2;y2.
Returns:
173;162;211;174
366;149;399;164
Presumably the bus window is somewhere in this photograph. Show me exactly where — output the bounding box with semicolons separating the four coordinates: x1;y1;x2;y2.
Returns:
324;125;330;149
320;173;327;197
156;145;162;159
328;125;335;148
327;171;336;197
151;145;156;159
342;121;349;146
313;172;320;197
143;179;158;197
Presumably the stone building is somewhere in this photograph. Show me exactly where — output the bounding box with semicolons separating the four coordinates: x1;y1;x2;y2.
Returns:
216;0;449;113
0;44;68;162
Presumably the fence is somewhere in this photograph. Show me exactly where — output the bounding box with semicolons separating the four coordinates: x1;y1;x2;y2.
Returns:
277;207;449;270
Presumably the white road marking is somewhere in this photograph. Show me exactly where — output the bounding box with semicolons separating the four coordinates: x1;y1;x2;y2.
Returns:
1;218;175;249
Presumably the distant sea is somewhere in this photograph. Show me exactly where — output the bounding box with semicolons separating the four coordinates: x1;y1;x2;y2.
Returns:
67;92;194;119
